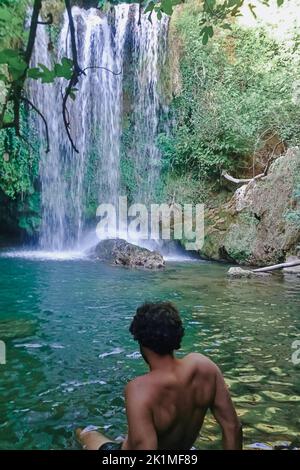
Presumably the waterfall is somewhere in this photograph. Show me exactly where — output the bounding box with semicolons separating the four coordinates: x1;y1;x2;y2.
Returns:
132;9;169;203
29;4;169;250
29;20;67;250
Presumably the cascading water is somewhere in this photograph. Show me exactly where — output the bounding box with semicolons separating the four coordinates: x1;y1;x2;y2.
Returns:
29;4;169;251
132;9;169;203
29;21;67;250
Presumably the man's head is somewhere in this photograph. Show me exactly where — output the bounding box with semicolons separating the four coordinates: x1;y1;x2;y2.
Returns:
129;302;184;357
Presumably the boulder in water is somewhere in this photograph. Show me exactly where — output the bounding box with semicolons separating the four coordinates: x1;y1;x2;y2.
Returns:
89;239;165;270
227;267;271;278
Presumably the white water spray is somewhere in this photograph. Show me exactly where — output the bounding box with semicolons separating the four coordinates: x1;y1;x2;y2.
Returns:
29;4;169;252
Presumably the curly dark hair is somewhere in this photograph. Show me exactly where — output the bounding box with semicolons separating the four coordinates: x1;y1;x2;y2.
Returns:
129;302;185;356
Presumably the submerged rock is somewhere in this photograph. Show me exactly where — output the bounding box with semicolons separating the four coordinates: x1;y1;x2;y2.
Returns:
88;239;165;269
227;267;270;278
200;148;300;266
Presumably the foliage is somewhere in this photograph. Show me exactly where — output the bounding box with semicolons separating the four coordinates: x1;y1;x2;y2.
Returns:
0;105;41;235
0;129;38;199
144;0;286;43
0;0;30;45
119;120;138;203
159;6;300;187
285;185;300;226
18;192;41;236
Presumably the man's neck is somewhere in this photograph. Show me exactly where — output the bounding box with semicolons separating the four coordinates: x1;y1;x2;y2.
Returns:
143;348;177;372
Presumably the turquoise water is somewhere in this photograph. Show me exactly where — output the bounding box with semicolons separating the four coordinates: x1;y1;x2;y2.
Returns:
0;254;299;449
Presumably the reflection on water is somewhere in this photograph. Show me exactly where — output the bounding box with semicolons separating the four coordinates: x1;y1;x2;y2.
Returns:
0;256;299;449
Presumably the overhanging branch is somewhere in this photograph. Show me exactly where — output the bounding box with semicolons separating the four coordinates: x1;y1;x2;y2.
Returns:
221;171;265;184
0;0;43;138
21;96;50;153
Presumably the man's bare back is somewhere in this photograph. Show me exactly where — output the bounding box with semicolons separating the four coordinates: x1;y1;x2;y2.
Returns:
122;352;242;450
76;302;242;450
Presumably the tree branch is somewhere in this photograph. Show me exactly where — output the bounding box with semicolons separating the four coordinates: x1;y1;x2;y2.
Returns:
21;96;50;153
62;72;80;153
25;0;43;65
65;0;82;75
252;260;300;273
61;0;86;153
221;170;265;184
82;65;121;75
0;0;42;135
138;1;142;26
222;147;283;185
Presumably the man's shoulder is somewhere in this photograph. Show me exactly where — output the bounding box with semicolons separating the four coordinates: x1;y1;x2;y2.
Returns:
125;374;153;397
125;375;156;410
183;352;220;373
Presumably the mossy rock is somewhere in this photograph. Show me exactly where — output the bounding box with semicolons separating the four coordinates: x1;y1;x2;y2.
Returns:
199;148;300;266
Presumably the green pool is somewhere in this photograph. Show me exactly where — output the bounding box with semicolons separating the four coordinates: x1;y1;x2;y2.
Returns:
0;252;299;449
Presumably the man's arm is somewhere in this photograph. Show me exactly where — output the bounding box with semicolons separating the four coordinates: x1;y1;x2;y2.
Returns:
122;380;158;450
210;366;243;450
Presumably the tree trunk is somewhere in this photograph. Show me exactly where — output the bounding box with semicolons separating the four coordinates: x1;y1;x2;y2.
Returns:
252;260;300;273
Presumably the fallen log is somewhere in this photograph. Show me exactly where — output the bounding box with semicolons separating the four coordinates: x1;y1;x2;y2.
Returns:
221;170;265;184
252;260;300;273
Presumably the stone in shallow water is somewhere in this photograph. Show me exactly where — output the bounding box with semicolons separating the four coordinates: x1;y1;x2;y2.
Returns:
227;267;271;277
88;239;165;270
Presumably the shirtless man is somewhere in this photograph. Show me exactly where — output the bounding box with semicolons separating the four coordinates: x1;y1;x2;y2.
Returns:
76;301;243;450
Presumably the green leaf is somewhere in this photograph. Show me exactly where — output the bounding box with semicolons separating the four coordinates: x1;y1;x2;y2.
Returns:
221;23;232;30
69;87;78;101
207;26;214;38
0;49;22;64
161;0;173;16
36;63;56;83
6;55;27;80
144;1;155;14
277;0;284;5
27;67;42;80
0;8;13;23
54;62;73;80
204;0;216;11
202;31;209;45
61;57;73;68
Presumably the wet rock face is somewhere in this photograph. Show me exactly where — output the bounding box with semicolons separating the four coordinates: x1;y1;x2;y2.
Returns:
201;148;300;266
88;239;165;269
